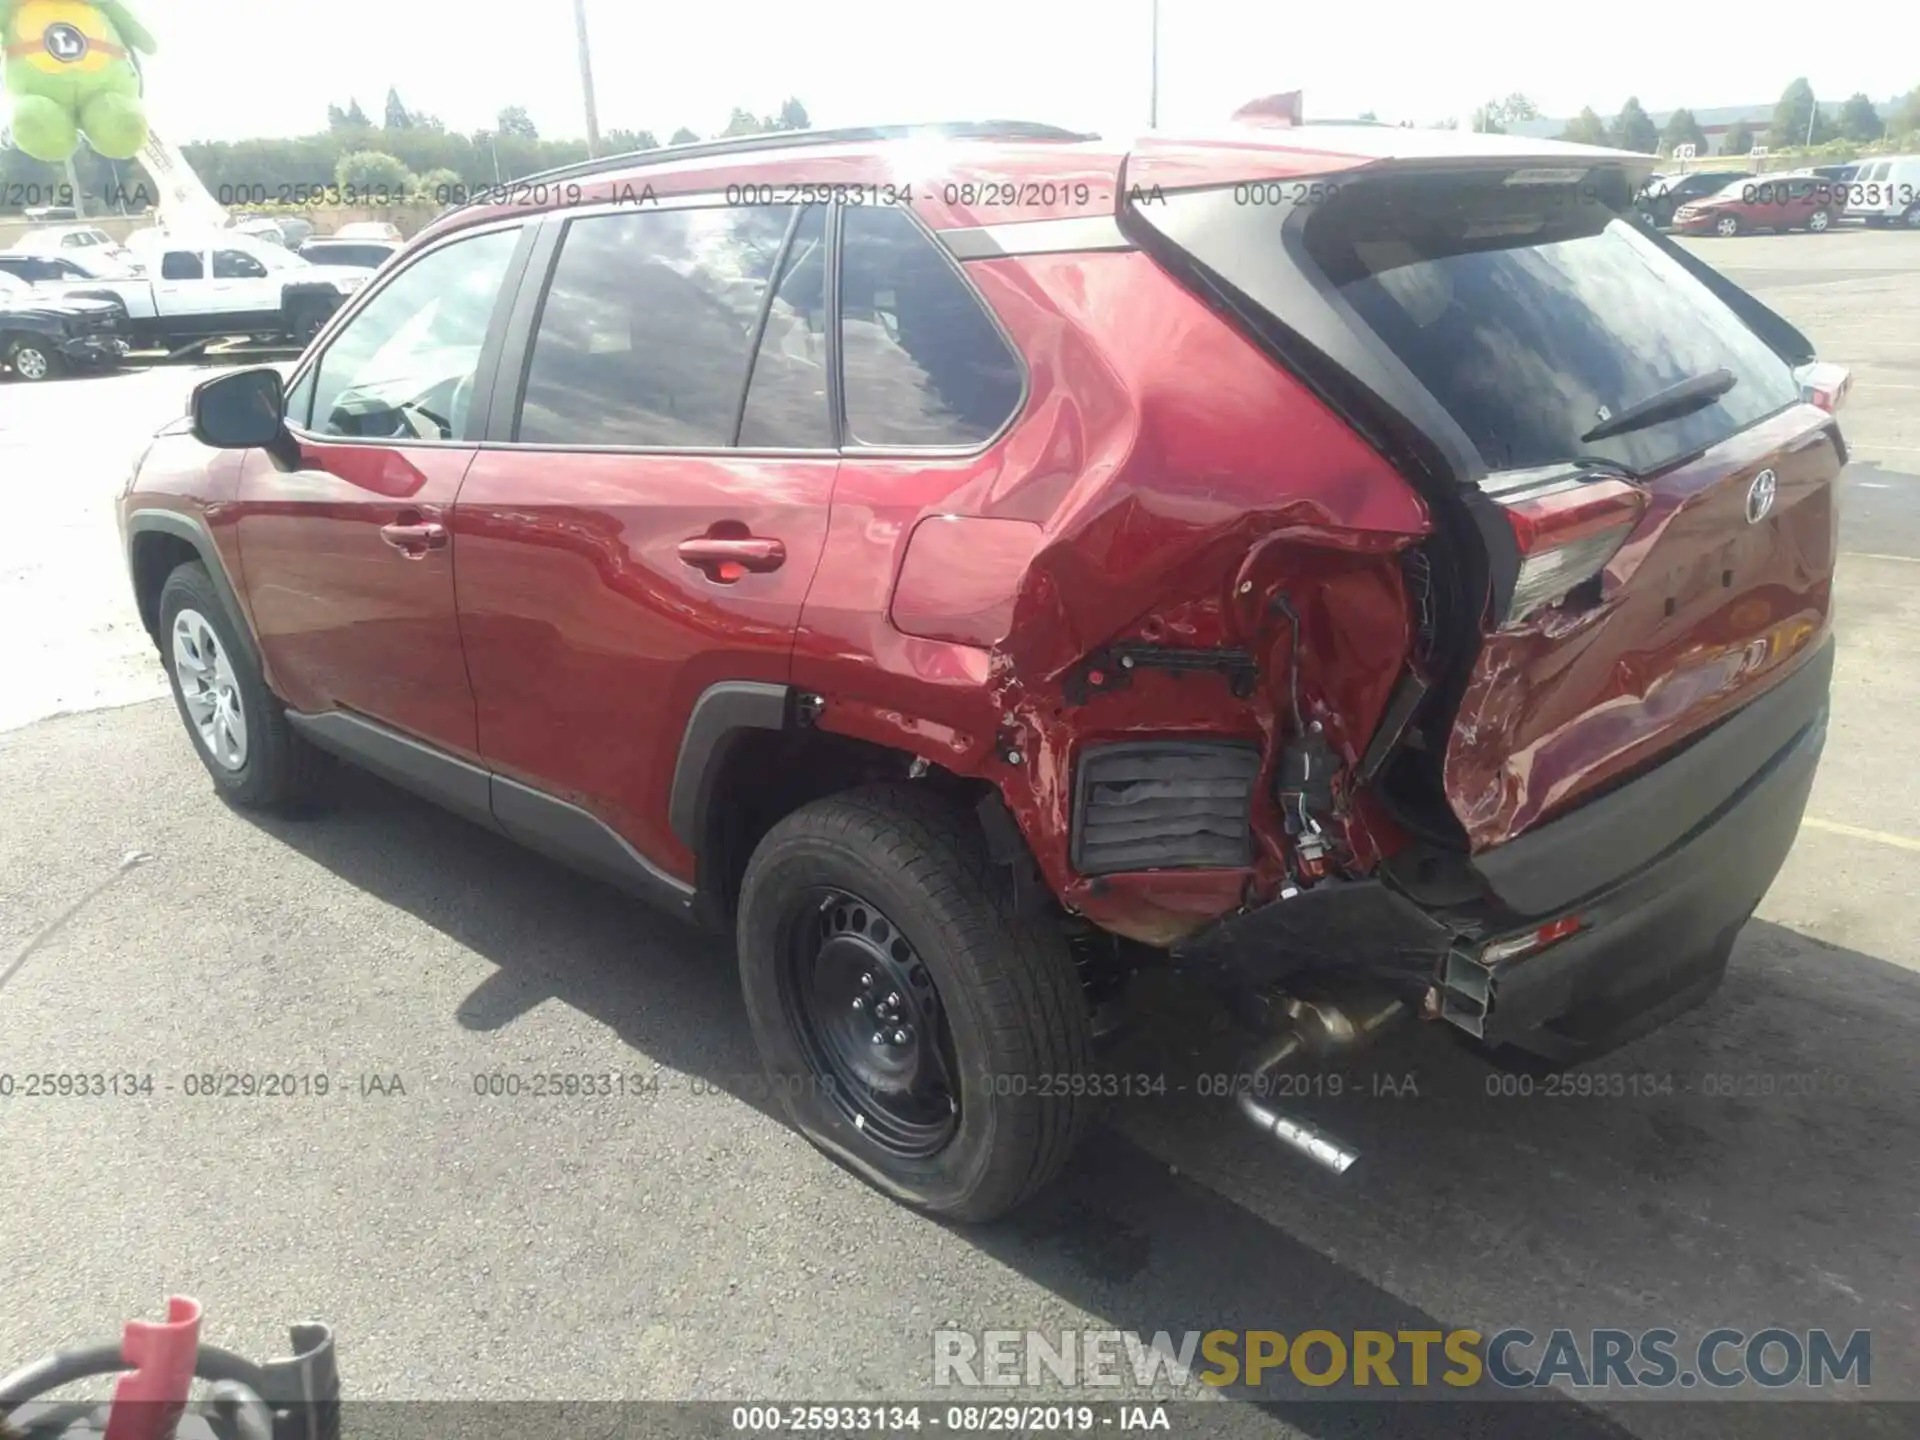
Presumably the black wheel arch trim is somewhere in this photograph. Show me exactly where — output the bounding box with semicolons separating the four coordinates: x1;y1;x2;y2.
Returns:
125;508;261;668
669;681;793;850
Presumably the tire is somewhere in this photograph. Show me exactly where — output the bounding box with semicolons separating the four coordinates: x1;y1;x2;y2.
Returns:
737;784;1095;1222
1714;215;1742;237
1807;209;1832;232
157;561;326;810
286;301;330;345
5;337;62;382
1903;204;1920;229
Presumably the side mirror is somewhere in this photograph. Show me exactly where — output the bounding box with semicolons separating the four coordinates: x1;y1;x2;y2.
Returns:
191;367;298;463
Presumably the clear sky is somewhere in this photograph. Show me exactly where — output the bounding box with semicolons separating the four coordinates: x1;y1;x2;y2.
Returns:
137;0;1911;143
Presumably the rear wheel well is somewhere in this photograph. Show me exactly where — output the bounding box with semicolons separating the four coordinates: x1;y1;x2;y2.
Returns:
129;531;203;646
693;729;993;928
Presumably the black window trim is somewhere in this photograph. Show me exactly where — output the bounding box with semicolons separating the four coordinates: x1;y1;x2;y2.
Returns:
478;190;1031;461
281;215;535;450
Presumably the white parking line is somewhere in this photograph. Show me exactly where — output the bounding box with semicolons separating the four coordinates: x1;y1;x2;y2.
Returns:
1801;818;1920;853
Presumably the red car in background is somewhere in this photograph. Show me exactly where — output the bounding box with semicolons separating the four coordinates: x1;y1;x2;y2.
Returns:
1673;173;1846;235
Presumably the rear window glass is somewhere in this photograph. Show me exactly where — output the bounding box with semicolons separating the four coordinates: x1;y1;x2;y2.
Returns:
1299;176;1801;475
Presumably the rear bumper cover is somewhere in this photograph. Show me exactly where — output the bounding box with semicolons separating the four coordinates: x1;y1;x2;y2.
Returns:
1450;649;1828;1059
1179;640;1832;1060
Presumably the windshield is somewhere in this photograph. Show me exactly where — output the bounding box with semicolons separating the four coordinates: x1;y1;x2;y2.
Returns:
1299;174;1802;476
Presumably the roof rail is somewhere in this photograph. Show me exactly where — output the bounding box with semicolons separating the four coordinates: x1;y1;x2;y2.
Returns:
447;120;1099;213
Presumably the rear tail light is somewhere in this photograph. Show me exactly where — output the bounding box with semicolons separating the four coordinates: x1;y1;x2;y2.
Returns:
1498;478;1646;626
1795;360;1852;415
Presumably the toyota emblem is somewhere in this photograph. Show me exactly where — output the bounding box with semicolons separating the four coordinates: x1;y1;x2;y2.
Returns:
1746;469;1777;524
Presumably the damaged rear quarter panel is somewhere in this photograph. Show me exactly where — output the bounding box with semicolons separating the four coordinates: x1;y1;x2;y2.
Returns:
792;247;1433;943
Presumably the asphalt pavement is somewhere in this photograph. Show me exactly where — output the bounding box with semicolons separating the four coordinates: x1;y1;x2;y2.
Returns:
1;230;1917;1437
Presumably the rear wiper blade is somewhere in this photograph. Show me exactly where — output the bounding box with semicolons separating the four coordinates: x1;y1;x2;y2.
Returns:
1568;453;1645;481
1580;367;1737;444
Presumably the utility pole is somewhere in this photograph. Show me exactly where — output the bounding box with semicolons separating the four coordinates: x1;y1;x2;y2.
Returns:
1148;0;1160;128
574;0;602;158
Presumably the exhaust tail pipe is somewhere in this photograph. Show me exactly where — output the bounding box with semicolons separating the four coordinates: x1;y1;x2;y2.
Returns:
1232;990;1408;1174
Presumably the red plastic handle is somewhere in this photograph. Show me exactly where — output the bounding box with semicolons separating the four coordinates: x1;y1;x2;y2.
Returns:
106;1295;202;1440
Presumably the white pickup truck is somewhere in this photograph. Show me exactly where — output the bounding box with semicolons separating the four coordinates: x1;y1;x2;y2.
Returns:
22;231;372;352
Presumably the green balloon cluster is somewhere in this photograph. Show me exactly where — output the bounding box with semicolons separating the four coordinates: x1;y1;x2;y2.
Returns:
2;0;155;161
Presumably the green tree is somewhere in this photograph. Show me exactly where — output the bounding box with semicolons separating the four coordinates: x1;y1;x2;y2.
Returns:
1427;117;1459;130
496;106;539;141
1838;93;1884;142
1660;107;1708;156
1471;93;1539;134
328;98;370;131
414;167;464;201
603;128;660;153
1768;78;1831;148
1893;86;1920;139
384;88;412;130
1723;119;1755;155
335;149;413;194
1559;107;1610;145
721;107;765;137
669;126;700;145
1357;109;1379;122
1610;97;1659;153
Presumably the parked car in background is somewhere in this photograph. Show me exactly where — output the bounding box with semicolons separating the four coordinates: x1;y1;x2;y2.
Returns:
331;221;403;242
295;237;401;270
1634;169;1750;229
234;217;290;248
0;269;130;379
38;230;369;348
1844;156;1920;227
232;215;318;248
9;223;142;271
1672;173;1844;235
122;120;1848;1222
0;248;142;284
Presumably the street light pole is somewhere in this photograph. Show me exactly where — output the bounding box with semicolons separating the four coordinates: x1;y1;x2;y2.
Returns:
574;0;602;158
1148;0;1159;128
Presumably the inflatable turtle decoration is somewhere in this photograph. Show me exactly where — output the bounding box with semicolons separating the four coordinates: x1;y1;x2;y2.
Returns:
1;0;155;161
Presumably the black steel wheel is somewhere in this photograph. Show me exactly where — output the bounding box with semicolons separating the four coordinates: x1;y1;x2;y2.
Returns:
738;784;1096;1221
779;887;960;1159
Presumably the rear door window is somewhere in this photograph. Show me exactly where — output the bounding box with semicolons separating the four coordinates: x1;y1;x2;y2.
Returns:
213;249;269;279
838;205;1024;447
517;205;791;448
738;205;832;449
160;250;203;280
1296;175;1802;476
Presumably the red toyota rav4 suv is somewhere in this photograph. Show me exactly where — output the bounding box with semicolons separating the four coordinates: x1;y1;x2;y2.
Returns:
120;121;1849;1221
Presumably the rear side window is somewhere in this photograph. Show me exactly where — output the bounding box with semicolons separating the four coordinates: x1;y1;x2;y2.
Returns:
1298;176;1802;476
518;205;792;448
161;251;203;280
213;249;268;279
838;205;1023;447
738;205;831;448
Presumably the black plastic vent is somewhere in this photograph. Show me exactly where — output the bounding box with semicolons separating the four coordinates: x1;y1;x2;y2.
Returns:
1072;741;1262;875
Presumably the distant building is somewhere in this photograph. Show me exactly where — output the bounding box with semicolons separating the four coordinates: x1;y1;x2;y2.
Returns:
1509;100;1891;155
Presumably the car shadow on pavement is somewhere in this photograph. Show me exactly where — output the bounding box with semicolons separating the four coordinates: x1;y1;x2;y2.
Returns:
247;764;1916;1440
